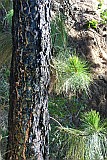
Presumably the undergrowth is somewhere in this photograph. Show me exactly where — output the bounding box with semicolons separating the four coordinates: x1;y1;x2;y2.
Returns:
59;110;107;160
49;94;88;159
0;32;12;67
51;13;68;53
0;66;10;108
54;53;92;95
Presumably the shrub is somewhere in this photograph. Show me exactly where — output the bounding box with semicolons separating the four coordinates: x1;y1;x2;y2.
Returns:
87;19;98;29
49;96;70;159
54;54;92;95
100;9;107;24
51;13;68;53
4;9;13;26
59;110;107;160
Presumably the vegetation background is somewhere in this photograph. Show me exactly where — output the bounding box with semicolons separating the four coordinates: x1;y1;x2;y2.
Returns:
0;0;107;159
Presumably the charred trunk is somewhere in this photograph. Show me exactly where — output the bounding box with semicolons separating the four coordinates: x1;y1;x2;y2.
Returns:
6;0;51;159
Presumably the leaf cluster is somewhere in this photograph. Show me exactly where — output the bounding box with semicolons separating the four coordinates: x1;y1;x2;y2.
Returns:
87;19;98;29
54;53;92;95
4;9;13;26
81;110;107;134
59;110;107;160
100;9;107;24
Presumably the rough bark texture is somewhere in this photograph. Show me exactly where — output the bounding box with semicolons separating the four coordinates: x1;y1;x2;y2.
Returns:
6;0;51;159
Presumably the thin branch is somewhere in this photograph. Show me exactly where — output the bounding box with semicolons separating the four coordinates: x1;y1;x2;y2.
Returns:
50;116;63;127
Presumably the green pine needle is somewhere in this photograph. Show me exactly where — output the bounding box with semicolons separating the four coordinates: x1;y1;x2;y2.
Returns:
59;110;107;160
54;54;92;95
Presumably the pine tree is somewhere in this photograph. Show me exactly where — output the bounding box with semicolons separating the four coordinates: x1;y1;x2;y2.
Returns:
6;0;51;159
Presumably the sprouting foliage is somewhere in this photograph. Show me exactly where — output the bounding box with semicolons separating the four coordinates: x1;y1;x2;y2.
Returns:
59;110;107;160
100;9;107;24
4;9;13;26
81;110;106;133
87;19;98;29
54;52;92;95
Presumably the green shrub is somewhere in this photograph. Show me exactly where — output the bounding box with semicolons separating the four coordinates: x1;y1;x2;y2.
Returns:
100;9;107;24
82;110;107;160
49;96;70;159
87;19;98;29
51;13;68;53
69;94;88;118
59;110;107;160
81;109;105;133
49;95;88;159
4;9;13;26
49;96;68;120
54;54;92;95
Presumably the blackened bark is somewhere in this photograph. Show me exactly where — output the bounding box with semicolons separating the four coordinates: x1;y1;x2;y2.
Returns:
6;0;51;159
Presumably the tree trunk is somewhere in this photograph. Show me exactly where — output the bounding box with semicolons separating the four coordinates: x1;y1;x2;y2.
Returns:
0;134;2;160
6;0;51;159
